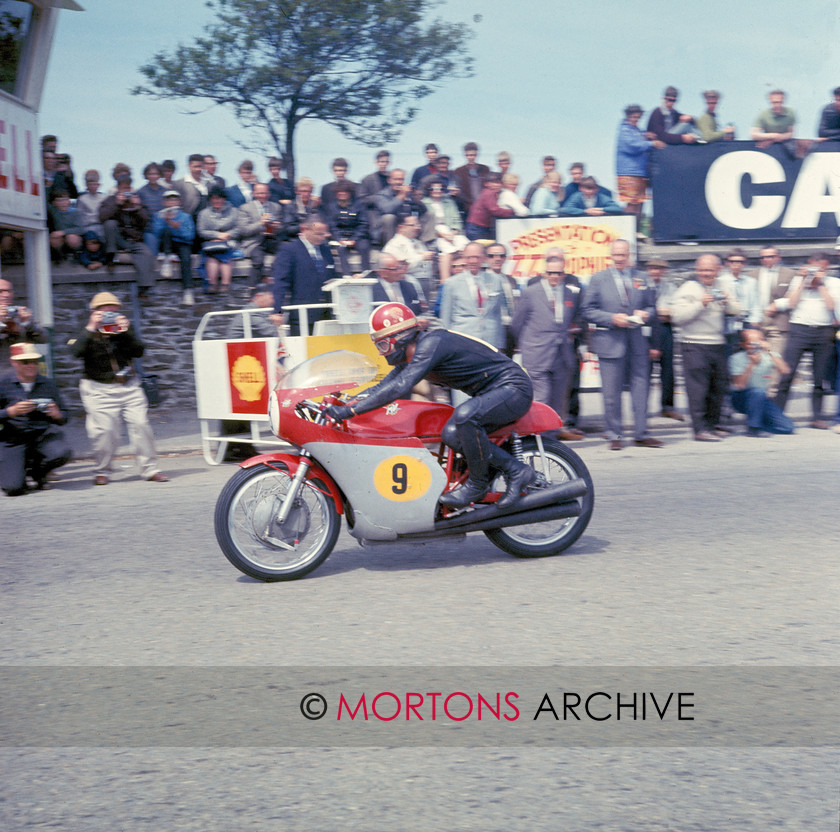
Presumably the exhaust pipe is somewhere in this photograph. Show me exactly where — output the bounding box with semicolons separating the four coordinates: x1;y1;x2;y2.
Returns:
399;500;582;540
432;478;587;532
398;478;587;541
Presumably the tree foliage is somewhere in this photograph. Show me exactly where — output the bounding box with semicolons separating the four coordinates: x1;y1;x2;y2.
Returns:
132;0;474;177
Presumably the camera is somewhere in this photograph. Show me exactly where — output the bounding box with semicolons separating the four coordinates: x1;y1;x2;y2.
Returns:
31;398;54;412
0;305;19;332
99;310;126;335
711;288;726;303
114;367;132;384
747;345;763;355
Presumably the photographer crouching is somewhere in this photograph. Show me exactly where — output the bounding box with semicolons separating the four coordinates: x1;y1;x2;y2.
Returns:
729;329;794;437
71;292;168;486
0;343;71;496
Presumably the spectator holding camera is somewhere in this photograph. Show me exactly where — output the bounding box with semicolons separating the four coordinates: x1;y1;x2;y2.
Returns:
0;278;43;367
71;292;168;486
671;254;741;442
729;329;794;436
0;343;71;496
773;253;840;429
98;176;156;299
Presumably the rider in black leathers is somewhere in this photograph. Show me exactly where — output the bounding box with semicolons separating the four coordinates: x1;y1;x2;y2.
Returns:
326;320;535;509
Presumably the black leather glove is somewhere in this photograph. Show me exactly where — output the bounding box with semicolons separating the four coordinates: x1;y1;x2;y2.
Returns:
324;404;354;423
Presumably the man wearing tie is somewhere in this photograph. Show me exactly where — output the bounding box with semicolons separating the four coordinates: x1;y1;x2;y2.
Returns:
272;214;336;335
582;239;663;450
440;241;508;405
439;241;507;349
511;253;584;441
371;253;423;317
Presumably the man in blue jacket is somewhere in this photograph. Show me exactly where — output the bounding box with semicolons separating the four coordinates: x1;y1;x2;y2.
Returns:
272;214;336;335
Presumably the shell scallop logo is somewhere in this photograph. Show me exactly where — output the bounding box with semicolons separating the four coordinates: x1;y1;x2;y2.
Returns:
230;354;267;402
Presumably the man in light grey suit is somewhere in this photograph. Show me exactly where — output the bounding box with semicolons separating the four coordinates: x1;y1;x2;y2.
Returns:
511;251;584;440
440;241;508;405
440;241;507;349
581;239;663;450
238;183;284;285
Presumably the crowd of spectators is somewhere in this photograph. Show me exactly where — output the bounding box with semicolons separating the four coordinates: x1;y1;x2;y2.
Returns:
615;85;840;219
4;86;840;495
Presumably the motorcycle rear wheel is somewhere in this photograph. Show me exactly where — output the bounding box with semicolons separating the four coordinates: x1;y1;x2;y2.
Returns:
215;463;341;581
485;437;594;558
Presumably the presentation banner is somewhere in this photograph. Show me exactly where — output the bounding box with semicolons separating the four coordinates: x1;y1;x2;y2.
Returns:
496;215;637;282
650;141;840;242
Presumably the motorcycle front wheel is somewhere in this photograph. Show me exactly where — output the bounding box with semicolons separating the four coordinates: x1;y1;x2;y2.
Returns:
485;437;594;558
214;463;341;581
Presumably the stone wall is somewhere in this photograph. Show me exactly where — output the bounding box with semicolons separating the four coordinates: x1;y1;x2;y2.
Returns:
10;263;254;416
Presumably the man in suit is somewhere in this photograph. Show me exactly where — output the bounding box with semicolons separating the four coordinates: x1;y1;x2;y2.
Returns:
485;241;519;357
581;239;663;450
371;253;423;317
238;183;284;286
754;245;795;393
358;150;391;201
225;160;257;208
272;214;336;335
440;241;507;351
175;154;209;218
452;142;490;216
511;253;584;441
203;155;225;190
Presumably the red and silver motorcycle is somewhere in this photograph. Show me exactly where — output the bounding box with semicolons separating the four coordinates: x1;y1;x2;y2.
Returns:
214;350;594;581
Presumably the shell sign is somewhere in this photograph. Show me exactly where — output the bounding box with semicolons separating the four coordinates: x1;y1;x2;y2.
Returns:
227;341;269;414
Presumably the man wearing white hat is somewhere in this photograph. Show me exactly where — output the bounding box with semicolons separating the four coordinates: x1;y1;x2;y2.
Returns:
0;343;71;495
71;292;168;486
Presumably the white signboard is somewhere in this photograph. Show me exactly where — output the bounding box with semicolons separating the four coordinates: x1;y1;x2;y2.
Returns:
0;94;43;229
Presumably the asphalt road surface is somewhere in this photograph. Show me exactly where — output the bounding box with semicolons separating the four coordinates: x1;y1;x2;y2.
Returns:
2;425;838;831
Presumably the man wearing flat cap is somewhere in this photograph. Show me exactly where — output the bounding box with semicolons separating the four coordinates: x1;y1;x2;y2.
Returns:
72;292;168;486
0;343;71;495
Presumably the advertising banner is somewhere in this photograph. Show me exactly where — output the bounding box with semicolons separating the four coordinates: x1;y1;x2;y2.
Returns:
496;215;636;282
0;95;43;229
650;142;840;242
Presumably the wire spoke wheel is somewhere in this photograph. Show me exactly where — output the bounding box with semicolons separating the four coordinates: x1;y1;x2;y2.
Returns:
214;464;340;581
485;437;594;557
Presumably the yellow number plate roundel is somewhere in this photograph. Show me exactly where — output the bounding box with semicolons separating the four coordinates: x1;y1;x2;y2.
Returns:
373;455;433;502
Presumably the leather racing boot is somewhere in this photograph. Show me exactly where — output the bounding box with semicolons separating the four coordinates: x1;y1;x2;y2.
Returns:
439;476;491;509
490;446;536;509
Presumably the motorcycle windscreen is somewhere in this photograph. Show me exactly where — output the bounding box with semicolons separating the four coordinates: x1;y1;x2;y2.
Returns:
276;350;377;395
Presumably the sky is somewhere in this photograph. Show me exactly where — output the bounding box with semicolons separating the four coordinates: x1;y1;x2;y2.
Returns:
38;0;840;191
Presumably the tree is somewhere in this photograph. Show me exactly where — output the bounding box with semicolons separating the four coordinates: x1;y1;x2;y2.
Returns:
132;0;474;179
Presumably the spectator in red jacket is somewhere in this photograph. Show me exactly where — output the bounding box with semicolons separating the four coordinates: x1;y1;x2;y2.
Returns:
464;172;514;241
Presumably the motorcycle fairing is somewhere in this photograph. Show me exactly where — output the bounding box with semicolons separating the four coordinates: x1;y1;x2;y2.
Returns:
304;441;448;540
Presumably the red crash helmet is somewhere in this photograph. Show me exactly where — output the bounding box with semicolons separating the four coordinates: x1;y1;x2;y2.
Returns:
369;302;418;357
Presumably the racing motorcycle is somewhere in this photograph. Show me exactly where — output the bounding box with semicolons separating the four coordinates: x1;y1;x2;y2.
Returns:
214;350;594;581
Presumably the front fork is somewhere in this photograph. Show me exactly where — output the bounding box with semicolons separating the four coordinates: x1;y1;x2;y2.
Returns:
275;407;331;524
275;451;311;525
